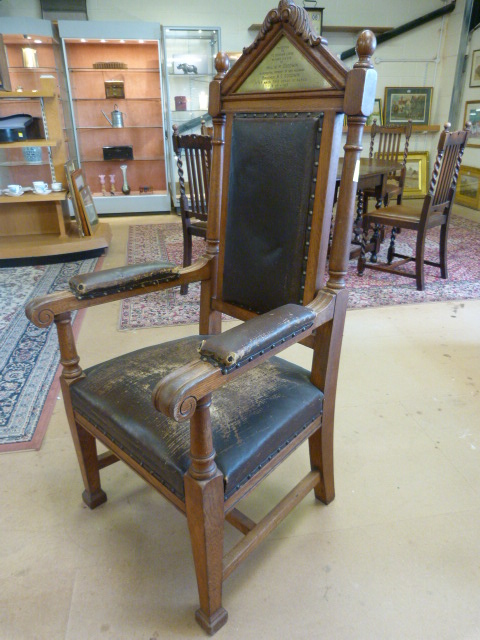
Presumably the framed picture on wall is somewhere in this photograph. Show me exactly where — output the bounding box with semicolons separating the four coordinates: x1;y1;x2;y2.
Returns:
403;152;429;199
463;101;480;147
366;98;382;126
455;165;480;210
0;34;12;92
384;87;432;126
470;50;480;87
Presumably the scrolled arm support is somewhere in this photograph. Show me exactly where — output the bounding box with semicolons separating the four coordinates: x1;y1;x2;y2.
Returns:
25;256;212;328
153;290;337;422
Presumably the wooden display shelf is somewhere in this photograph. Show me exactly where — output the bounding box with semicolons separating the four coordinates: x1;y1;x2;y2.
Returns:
0;191;67;204
0;139;58;148
0;221;112;259
69;67;161;72
0;88;55;99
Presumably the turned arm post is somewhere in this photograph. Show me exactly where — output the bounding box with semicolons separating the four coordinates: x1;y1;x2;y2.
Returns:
54;312;84;383
327;30;377;291
188;394;218;481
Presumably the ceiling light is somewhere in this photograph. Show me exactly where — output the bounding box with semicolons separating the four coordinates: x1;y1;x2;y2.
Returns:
100;39;106;43
34;39;42;44
80;38;87;43
138;39;144;43
120;39;125;43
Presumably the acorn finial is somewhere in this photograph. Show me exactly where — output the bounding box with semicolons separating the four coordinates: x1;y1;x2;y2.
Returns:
355;30;376;69
215;52;230;78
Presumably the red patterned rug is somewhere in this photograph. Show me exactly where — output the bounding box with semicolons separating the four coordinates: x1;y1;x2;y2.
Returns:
119;216;480;330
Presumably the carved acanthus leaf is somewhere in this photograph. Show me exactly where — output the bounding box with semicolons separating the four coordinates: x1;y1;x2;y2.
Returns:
244;0;324;54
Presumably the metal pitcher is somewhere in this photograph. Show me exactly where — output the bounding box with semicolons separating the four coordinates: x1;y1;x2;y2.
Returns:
101;104;126;128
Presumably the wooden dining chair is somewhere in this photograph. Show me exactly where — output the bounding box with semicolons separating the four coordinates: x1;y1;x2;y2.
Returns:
172;125;213;294
357;122;471;291
364;119;413;211
357;119;413;261
26;2;377;634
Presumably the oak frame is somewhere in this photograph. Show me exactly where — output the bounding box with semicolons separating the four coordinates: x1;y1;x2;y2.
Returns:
25;2;377;635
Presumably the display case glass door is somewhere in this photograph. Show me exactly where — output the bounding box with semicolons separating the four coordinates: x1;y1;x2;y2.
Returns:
59;20;170;214
161;26;220;206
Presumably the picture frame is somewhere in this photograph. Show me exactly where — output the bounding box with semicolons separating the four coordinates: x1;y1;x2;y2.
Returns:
304;6;324;36
384;87;433;126
366;98;382;126
455;165;480;210
470;49;480;87
70;169;93;236
403;151;429;199
79;184;100;231
0;34;12;92
65;160;85;236
463;101;480;147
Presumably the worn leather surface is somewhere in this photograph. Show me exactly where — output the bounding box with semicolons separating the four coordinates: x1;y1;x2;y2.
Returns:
222;113;323;313
199;303;315;370
70;335;323;500
69;261;180;299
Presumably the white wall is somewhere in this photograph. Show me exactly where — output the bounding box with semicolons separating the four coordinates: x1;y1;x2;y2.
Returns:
0;0;468;162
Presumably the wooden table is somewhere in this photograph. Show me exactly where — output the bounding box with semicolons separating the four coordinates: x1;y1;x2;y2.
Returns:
336;158;402;260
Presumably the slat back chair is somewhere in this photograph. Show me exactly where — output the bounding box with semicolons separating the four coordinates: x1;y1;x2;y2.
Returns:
357;122;471;290
26;2;377;634
368;119;413;204
172;125;213;293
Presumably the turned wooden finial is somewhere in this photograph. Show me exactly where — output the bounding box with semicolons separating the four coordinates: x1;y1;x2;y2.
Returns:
443;122;452;132
354;30;376;69
214;52;230;79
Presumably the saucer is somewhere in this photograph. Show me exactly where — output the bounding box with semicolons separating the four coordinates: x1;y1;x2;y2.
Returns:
33;189;52;195
3;188;24;196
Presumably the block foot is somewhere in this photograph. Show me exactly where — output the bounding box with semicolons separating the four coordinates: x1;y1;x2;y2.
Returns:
195;607;228;636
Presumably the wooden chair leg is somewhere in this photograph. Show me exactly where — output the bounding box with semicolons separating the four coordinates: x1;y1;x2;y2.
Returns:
357;216;370;275
308;290;348;505
185;471;228;635
387;226;398;264
181;230;193;295
415;227;427;291
439;223;449;279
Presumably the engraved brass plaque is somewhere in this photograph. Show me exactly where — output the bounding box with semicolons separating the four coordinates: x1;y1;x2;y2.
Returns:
236;36;330;93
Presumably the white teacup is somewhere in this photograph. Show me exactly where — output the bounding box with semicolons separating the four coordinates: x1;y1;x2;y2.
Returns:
7;184;22;194
33;181;48;193
51;182;63;191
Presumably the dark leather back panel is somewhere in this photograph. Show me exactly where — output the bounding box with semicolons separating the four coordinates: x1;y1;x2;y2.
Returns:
222;112;323;314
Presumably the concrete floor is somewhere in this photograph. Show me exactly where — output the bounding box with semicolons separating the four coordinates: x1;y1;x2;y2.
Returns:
1;214;479;639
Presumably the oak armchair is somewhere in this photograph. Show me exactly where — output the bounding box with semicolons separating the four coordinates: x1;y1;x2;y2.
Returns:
26;2;377;635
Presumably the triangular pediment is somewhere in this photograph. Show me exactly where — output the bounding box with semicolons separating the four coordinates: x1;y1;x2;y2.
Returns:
235;35;331;93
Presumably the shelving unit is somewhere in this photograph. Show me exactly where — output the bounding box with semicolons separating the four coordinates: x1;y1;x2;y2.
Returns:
0;77;111;258
59;20;170;214
161;26;220;205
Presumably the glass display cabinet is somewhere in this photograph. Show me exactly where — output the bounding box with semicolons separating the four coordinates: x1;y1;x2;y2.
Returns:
58;20;171;214
0;18;110;258
161;26;220;206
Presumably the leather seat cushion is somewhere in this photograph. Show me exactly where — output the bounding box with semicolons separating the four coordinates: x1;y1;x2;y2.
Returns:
70;335;323;501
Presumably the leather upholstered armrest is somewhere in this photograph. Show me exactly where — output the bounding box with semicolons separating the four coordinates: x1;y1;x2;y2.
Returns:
69;261;180;299
198;304;316;373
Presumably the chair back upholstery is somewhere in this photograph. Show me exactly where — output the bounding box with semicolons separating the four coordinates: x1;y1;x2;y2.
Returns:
428;123;471;213
172;127;213;222
202;0;377;327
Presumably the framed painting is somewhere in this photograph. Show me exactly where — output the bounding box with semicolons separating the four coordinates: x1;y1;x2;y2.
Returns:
65;160;85;236
455;165;480;210
366;98;382;126
463;101;480;147
403;151;429;199
0;34;12;92
70;168;96;236
470;50;480;87
384;87;432;126
78;184;99;231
